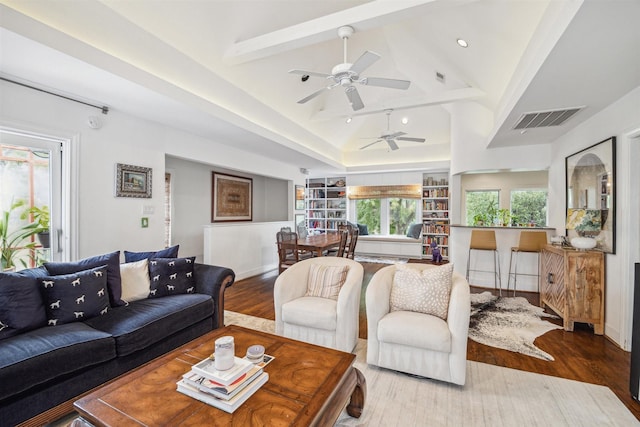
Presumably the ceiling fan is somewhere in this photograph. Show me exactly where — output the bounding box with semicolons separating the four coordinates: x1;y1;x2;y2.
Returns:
360;110;426;151
288;26;410;111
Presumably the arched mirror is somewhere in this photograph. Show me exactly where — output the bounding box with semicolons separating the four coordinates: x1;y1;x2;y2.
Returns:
565;137;616;253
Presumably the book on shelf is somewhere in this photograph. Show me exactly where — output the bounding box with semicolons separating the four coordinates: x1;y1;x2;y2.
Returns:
182;364;263;400
176;372;269;413
192;356;254;386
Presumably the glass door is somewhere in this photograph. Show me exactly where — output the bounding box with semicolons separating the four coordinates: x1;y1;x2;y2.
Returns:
0;129;64;269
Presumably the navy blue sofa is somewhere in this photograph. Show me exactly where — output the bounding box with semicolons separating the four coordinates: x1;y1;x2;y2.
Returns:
0;261;234;427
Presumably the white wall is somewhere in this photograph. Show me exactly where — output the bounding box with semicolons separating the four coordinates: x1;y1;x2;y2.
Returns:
546;86;640;349
166;156;289;261
1;80;305;264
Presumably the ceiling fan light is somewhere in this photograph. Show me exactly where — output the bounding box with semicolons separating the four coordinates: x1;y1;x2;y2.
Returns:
457;38;469;48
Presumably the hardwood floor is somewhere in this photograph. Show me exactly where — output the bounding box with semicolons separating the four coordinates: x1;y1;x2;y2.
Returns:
224;262;640;421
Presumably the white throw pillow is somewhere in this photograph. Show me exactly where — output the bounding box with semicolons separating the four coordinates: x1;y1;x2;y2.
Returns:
390;263;453;319
120;259;151;302
305;264;349;300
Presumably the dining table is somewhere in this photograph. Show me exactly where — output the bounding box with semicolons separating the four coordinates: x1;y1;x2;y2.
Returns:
297;232;342;257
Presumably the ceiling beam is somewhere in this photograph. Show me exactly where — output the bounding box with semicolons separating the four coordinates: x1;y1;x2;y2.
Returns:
310;87;485;121
224;0;474;65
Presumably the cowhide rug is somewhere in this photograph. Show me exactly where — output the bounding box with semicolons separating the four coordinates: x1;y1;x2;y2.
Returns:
469;291;562;361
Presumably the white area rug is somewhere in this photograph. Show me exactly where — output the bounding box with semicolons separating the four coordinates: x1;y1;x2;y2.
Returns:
469;291;562;361
225;311;638;427
354;255;408;264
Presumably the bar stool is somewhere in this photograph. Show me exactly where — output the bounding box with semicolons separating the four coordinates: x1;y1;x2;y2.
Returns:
466;229;501;294
507;231;547;295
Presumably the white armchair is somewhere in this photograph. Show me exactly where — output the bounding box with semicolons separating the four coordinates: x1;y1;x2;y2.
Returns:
366;264;470;385
274;257;364;352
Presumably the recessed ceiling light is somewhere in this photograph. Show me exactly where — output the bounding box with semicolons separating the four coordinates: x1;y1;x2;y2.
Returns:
401;117;409;125
346;117;352;124
457;38;468;48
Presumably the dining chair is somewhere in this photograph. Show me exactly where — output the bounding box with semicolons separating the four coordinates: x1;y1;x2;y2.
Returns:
345;227;359;259
276;231;311;274
335;229;349;257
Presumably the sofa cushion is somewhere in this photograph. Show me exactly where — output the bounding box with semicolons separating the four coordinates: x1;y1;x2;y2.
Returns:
148;257;196;298
0;322;115;401
40;265;111;325
0;272;47;340
282;296;337;331
124;244;179;263
120;259;151;303
84;293;213;357
391;263;453;320
305;263;349;300
406;223;423;239
378;310;451;353
45;251;124;306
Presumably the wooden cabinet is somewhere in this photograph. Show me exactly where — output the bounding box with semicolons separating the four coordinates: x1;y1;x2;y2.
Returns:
422;173;449;260
540;245;605;334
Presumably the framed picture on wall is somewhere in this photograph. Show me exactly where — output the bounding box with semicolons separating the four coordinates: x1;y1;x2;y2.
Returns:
115;163;152;198
212;172;253;222
295;185;305;210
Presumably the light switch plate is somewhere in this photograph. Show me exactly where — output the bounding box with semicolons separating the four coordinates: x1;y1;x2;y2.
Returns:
141;217;149;228
142;205;155;215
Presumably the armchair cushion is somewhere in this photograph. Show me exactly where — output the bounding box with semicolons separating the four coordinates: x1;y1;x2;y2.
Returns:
282;296;337;331
391;263;453;320
378;310;451;352
305;264;349;300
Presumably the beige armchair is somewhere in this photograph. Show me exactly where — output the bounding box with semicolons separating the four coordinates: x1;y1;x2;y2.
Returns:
274;257;364;352
366;263;470;385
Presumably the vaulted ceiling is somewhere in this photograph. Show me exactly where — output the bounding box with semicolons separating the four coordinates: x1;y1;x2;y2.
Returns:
1;0;639;175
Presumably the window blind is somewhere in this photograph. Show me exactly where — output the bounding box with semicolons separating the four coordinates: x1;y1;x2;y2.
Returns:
347;184;421;200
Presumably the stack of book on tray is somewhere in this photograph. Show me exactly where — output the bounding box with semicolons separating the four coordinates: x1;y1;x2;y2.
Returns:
176;355;271;413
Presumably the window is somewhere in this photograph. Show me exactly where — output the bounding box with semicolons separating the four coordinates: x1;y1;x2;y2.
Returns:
356;199;381;234
511;189;548;226
355;198;420;236
466;190;499;225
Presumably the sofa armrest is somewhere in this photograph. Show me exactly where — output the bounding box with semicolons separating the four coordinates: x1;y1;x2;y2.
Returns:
194;263;235;329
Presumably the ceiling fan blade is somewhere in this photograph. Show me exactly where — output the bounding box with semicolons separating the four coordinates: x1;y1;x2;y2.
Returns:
360;139;384;150
387;139;399;151
397;137;426;142
345;87;364;111
297;87;328;104
361;77;410;90
288;69;332;79
388;131;407;138
349;50;380;75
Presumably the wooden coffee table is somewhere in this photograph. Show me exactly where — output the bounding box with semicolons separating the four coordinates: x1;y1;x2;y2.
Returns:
73;324;365;426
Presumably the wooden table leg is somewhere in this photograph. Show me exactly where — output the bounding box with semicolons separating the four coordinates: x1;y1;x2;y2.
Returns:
346;368;366;418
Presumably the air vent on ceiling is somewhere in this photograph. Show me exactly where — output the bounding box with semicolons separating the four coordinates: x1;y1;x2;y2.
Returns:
513;107;582;130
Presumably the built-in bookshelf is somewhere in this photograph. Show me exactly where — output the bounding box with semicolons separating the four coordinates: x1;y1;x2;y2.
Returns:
306;176;347;233
422;173;450;260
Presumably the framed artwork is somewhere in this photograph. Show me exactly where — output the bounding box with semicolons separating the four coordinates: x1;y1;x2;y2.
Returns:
212;172;252;222
565;136;616;253
115;163;152;198
295;213;305;228
295;185;305;210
